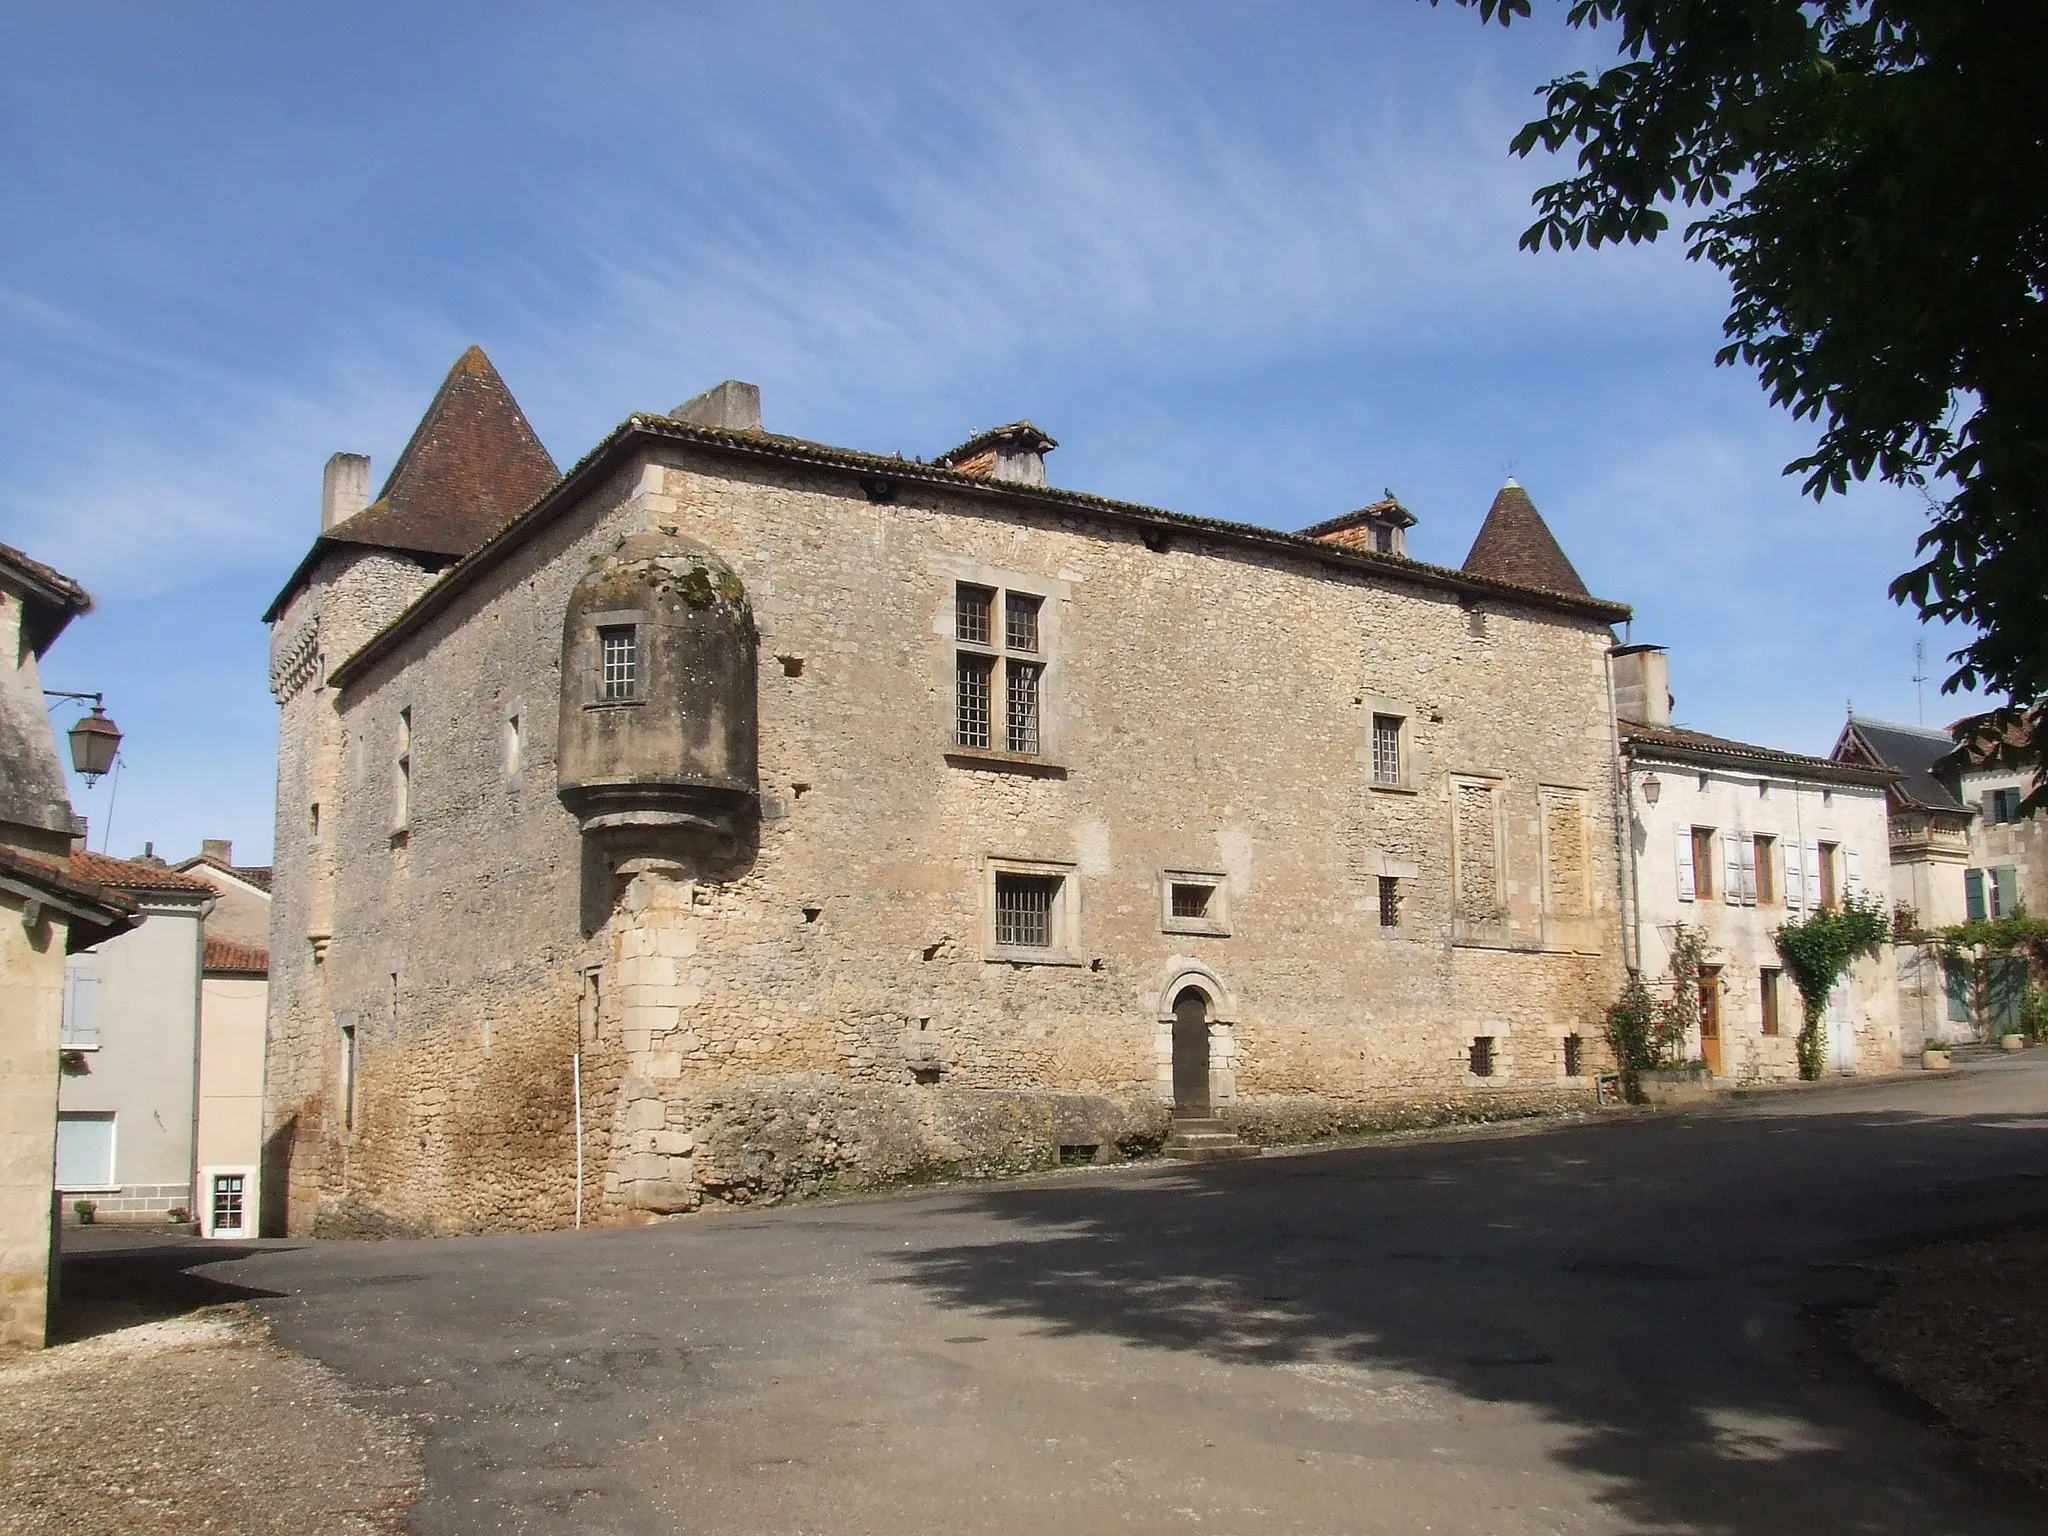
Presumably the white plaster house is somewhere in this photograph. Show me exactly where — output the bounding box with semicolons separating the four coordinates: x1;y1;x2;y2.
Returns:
1615;647;1900;1080
56;852;215;1223
176;844;271;1239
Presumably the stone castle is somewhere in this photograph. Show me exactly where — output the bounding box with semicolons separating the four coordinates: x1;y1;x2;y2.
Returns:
262;348;1632;1235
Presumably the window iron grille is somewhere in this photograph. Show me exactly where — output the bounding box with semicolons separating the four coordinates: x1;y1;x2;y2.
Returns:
1006;662;1041;755
955;584;993;645
1469;1036;1495;1077
599;627;638;700
1004;592;1041;653
995;874;1059;949
956;655;993;748
1170;883;1212;919
1377;875;1399;927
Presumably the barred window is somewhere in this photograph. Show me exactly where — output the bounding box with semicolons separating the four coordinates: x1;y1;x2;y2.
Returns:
956;654;993;749
1005;592;1041;652
1371;714;1403;786
955;584;993;645
994;873;1059;949
1006;662;1041;754
1377;875;1400;928
1170;882;1212;919
951;580;1051;757
599;626;638;700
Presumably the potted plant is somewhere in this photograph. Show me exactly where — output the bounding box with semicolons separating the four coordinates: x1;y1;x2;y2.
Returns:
72;1198;96;1225
1921;1037;1952;1070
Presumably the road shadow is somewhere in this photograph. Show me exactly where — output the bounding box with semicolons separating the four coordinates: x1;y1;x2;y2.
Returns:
53;1236;287;1345
889;1104;2048;1533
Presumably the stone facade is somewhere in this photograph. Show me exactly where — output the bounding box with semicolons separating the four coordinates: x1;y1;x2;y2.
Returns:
264;380;1634;1236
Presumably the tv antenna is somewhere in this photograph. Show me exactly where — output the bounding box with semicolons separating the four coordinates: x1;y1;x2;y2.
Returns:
1912;639;1928;724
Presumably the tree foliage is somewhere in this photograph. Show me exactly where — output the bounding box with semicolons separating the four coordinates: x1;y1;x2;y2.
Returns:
1441;1;2048;798
1774;893;1890;1078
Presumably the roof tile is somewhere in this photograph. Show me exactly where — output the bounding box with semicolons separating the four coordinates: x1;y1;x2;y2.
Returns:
1461;480;1590;597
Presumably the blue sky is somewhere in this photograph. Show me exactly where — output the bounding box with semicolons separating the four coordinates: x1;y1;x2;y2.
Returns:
1;2;1980;864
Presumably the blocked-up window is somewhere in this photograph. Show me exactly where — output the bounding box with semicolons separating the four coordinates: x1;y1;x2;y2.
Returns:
1542;791;1590;916
1454;781;1502;924
55;1112;114;1189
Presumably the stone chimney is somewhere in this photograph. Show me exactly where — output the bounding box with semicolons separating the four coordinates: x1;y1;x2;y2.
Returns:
202;838;233;864
321;452;371;532
1612;644;1672;728
935;422;1058;487
1300;495;1416;558
671;381;762;432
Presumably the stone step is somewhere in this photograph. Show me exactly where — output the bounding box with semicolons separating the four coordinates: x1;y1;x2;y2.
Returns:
1169;1117;1230;1135
1164;1142;1263;1162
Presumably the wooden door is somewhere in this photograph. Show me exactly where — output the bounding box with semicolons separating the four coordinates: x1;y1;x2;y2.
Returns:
1698;966;1723;1076
1171;988;1211;1115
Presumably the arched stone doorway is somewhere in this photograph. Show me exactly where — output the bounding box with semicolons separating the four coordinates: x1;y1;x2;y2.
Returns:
1171;986;1212;1115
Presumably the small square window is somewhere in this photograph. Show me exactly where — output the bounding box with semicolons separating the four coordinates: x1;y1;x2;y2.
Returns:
1371;714;1403;786
1378;875;1400;928
955;584;994;646
1469;1036;1496;1077
995;873;1060;949
1161;870;1229;935
599;626;639;700
1171;883;1212;919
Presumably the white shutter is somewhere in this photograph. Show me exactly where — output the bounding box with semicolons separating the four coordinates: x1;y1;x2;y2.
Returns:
1844;847;1863;899
1676;827;1695;902
1784;843;1804;912
1723;833;1743;905
1804;842;1823;908
1739;839;1759;905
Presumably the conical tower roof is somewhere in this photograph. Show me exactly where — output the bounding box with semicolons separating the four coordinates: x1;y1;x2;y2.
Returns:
1460;478;1589;597
326;346;560;560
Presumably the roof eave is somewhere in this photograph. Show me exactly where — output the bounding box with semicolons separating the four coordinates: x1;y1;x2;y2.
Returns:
1623;734;1897;789
329;415;1631;691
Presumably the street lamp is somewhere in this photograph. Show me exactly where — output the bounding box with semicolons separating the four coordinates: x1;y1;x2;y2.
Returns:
43;691;122;786
1640;771;1662;806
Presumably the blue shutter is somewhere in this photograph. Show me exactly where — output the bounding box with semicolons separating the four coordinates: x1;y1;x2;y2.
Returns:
1943;961;1971;1023
1965;868;1987;921
1992;866;2019;919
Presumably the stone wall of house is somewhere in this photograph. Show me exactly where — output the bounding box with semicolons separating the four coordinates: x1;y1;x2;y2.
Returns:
268;441;1625;1233
0;895;68;1349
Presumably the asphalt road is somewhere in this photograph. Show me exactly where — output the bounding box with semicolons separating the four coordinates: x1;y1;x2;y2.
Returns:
185;1056;2048;1535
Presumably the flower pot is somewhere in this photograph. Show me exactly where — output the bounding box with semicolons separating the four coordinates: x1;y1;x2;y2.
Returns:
1921;1049;1951;1071
2000;1033;2026;1052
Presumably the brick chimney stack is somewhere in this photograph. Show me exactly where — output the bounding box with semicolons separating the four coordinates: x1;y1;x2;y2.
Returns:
201;838;233;864
321;452;371;532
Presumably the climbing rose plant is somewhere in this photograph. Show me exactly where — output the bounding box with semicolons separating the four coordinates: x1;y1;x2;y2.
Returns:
1604;923;1709;1091
1774;894;1889;1080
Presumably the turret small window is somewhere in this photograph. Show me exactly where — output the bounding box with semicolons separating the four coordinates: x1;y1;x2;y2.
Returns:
599;626;639;701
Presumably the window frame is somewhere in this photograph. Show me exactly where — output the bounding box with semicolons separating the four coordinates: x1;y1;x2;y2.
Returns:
1690;826;1718;901
944;575;1060;766
1360;698;1417;793
54;1110;117;1192
1160;869;1231;937
984;857;1082;965
1816;841;1839;908
1759;967;1782;1036
581;609;650;708
1753;835;1777;905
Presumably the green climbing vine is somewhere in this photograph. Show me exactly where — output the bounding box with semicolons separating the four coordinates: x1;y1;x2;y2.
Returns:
1774;894;1890;1079
1604;923;1711;1092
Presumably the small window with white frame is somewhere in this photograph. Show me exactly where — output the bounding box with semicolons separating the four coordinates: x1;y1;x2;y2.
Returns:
1161;869;1231;936
985;858;1080;963
1371;714;1403;786
599;625;639;700
954;582;1049;759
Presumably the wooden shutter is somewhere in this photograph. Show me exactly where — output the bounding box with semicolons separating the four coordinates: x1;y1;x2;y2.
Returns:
1943;960;1971;1023
1804;842;1822;908
1675;827;1695;902
1844;847;1863;899
1965;868;1986;921
62;972;99;1048
1739;839;1759;905
1784;842;1804;912
1993;866;2018;918
1723;833;1743;906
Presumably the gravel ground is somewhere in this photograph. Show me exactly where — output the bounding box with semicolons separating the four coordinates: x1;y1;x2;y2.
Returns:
0;1303;420;1534
1847;1223;2048;1494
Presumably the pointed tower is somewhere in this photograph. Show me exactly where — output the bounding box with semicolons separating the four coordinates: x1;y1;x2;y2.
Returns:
261;350;558;1214
1460;478;1590;597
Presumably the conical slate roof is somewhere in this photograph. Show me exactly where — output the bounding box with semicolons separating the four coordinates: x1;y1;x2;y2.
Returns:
327;346;560;560
1460;479;1590;597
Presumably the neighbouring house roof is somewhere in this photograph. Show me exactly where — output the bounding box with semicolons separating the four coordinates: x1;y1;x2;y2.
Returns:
328;414;1632;690
70;849;216;897
1460;480;1591;598
202;936;269;975
0;845;137;952
1831;715;1971;813
263;346;561;622
1622;720;1898;788
175;852;273;895
0;539;92;656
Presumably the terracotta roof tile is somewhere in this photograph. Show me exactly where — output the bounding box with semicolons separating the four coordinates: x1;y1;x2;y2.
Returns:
70;849;215;894
326;346;561;559
1624;720;1896;787
178;853;273;893
0;845;138;918
203;936;269;974
1461;480;1590;598
0;539;92;655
